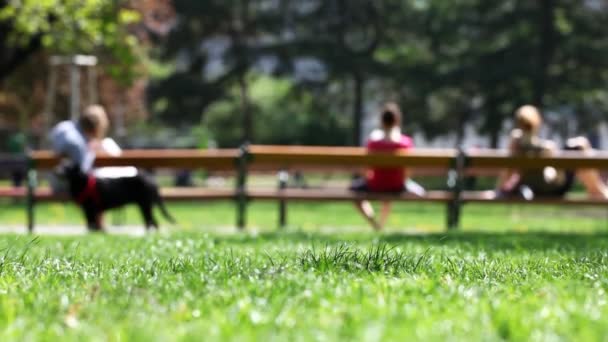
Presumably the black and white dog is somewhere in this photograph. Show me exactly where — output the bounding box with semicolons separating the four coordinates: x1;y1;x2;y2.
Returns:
56;161;175;232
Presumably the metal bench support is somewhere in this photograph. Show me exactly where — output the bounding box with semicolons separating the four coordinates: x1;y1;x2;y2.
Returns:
446;147;467;230
278;170;289;229
236;143;250;230
26;156;36;233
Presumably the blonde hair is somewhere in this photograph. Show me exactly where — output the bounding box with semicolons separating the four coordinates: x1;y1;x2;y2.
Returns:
515;105;542;134
79;105;109;139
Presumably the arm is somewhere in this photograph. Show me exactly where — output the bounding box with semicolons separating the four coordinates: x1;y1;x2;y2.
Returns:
101;137;123;156
64;137;95;172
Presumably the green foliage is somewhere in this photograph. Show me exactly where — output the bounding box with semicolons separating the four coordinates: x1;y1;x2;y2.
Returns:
5;0;607;144
0;0;143;84
203;75;350;147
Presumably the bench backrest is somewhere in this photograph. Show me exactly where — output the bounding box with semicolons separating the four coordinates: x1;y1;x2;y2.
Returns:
250;145;608;170
29;149;240;170
20;145;608;172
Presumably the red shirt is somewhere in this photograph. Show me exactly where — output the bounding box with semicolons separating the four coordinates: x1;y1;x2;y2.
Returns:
365;134;413;191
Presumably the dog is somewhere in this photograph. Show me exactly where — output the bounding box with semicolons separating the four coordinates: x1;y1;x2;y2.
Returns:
56;161;176;232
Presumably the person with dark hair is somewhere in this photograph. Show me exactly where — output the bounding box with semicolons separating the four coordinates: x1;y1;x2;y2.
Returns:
350;102;425;230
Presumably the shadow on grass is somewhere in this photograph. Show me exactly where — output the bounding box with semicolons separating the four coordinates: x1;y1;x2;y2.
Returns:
210;230;608;252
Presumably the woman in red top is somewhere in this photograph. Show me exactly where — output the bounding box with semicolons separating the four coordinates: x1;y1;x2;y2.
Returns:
350;102;425;230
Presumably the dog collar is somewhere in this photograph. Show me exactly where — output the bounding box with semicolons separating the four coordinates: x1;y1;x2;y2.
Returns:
76;175;101;206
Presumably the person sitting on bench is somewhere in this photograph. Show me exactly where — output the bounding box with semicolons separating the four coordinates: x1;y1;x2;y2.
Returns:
350;102;425;230
496;104;608;199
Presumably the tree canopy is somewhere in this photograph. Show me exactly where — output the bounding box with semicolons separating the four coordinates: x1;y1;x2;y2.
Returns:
3;0;608;148
0;0;142;83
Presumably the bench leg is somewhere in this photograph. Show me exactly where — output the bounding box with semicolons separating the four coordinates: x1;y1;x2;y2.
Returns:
278;171;288;230
236;143;249;231
26;168;36;234
236;192;247;230
446;201;461;230
279;199;287;229
446;147;466;231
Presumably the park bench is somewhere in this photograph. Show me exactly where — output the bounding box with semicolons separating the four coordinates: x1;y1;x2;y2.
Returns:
0;149;241;232
2;145;608;232
243;145;608;230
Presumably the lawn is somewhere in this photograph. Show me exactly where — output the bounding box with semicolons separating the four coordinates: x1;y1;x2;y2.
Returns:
0;202;607;340
1;200;607;233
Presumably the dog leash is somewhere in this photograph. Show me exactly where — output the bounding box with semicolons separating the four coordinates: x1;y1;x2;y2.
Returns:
76;175;101;207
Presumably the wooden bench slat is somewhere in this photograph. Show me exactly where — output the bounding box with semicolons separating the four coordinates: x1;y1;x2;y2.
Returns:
161;188;235;201
0;187;235;201
247;189;453;202
468;149;608;169
30;149;240;170
3;186;607;205
461;191;608;205
249;146;456;168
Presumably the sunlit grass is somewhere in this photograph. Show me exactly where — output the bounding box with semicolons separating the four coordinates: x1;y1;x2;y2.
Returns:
1;200;606;234
1;201;608;340
0;232;607;340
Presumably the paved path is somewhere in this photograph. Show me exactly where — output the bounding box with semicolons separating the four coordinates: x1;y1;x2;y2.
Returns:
0;225;254;236
0;225;427;236
0;225;148;236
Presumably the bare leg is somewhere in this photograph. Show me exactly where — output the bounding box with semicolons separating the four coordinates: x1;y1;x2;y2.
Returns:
577;169;608;199
354;200;381;231
568;137;608;199
379;201;392;228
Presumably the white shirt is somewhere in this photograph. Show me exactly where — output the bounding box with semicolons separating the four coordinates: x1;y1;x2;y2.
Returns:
93;138;138;178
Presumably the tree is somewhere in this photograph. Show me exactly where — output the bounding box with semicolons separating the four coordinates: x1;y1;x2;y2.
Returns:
149;0;608;147
0;0;144;84
0;0;157;147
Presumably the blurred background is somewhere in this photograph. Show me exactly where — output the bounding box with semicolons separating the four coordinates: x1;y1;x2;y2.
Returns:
2;0;608;152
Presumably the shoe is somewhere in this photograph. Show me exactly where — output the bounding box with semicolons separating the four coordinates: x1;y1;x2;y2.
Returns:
518;185;534;200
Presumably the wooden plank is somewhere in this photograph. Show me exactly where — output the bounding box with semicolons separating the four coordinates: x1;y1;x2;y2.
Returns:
30;149;240;170
3;186;607;206
213;166;498;177
161;188;235;201
467;149;608;170
249;145;456;168
461;191;608;205
247;189;453;202
247;188;608;206
0;187;235;201
28;146;608;172
250;145;608;170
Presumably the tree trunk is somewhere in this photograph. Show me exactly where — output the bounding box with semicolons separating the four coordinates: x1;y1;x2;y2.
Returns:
489;129;500;149
239;74;252;144
534;0;555;107
485;98;502;148
0;21;42;82
455;107;470;147
352;71;364;146
233;0;252;144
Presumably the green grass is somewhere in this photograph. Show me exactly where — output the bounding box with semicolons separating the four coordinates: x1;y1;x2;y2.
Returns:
1;200;607;233
1;202;608;340
0;232;607;340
